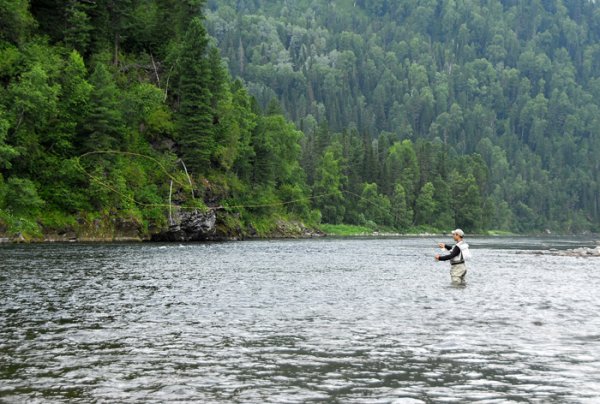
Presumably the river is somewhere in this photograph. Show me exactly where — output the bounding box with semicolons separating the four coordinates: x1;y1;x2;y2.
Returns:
1;237;599;402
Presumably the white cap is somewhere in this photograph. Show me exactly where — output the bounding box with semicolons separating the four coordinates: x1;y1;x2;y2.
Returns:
452;229;465;237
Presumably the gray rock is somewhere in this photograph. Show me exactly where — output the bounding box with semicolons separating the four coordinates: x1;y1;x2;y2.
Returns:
153;208;217;242
556;246;600;257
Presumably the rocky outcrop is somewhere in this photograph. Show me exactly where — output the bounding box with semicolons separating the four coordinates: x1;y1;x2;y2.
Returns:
522;246;600;257
151;209;218;241
269;220;325;238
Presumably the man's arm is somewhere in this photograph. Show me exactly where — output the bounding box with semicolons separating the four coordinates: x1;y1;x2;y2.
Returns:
439;245;460;261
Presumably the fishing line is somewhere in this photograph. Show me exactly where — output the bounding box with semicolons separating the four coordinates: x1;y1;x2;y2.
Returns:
76;150;345;212
77;150;191;189
75;151;194;210
75;149;455;240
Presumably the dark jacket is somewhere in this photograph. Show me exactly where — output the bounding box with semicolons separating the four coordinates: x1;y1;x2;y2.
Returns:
439;244;462;263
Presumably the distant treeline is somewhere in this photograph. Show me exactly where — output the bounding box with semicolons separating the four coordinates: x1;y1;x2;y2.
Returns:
0;0;598;239
206;0;600;232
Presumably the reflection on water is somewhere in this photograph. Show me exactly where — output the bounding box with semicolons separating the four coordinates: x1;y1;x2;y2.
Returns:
1;237;600;402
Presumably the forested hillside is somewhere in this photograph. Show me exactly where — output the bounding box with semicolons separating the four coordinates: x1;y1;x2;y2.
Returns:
0;0;316;240
205;0;600;232
1;1;599;240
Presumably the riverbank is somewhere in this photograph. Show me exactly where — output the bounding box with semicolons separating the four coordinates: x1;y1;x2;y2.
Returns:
0;213;591;243
319;223;517;237
0;211;325;243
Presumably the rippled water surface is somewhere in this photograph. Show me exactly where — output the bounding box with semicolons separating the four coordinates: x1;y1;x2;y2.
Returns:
1;237;600;403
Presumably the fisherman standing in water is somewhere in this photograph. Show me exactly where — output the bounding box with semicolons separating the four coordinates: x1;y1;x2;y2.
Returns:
435;229;470;285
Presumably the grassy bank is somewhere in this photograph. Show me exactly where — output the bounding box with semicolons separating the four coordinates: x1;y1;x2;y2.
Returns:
319;223;448;236
0;208;323;243
318;224;374;236
482;230;517;236
318;224;523;237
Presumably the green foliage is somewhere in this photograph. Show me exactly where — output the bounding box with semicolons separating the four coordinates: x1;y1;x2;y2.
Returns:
123;82;173;139
358;183;392;226
7;62;60;175
83;63;124;151
63;1;93;54
2;0;600;240
391;183;412;230
384;140;419;200
0;108;18;168
451;173;484;232
0;0;35;44
176;16;214;173
0;210;42;239
204;0;600;233
415;182;436;226
3;178;44;217
39;210;77;230
313;144;346;224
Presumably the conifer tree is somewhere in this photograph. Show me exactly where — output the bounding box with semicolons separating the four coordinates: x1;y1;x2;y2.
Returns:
63;1;93;55
391;183;412;229
415;182;436;225
176;16;214;173
82;63;123;152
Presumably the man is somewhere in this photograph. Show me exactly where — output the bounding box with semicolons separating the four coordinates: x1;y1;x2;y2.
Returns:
435;229;469;285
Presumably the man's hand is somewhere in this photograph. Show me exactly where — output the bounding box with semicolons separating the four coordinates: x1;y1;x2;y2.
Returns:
435;254;440;261
438;243;445;249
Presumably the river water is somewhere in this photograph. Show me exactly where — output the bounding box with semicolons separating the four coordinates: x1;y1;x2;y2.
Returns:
1;237;599;403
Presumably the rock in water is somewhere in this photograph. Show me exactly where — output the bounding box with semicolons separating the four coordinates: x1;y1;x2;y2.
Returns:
553;246;600;257
153;209;217;241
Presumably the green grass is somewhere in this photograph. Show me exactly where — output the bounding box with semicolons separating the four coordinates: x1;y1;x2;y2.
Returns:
319;223;374;236
320;223;451;236
246;215;278;237
483;229;516;236
38;210;78;230
0;210;43;240
403;225;444;235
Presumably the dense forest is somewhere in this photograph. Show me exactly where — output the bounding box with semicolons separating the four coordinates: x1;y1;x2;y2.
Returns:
0;0;599;240
205;0;600;233
0;0;321;240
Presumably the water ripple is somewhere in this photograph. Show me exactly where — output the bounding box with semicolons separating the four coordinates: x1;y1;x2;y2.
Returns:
1;238;600;402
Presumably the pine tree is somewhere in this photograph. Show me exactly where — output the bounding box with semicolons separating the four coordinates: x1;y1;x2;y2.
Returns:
0;0;35;44
101;0;134;64
415;182;436;225
391;183;412;229
54;51;92;156
82;63;123;152
208;47;227;111
176;16;214;174
314;144;346;224
63;0;93;55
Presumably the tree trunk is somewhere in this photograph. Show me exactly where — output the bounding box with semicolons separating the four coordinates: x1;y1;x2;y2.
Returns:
114;32;120;65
